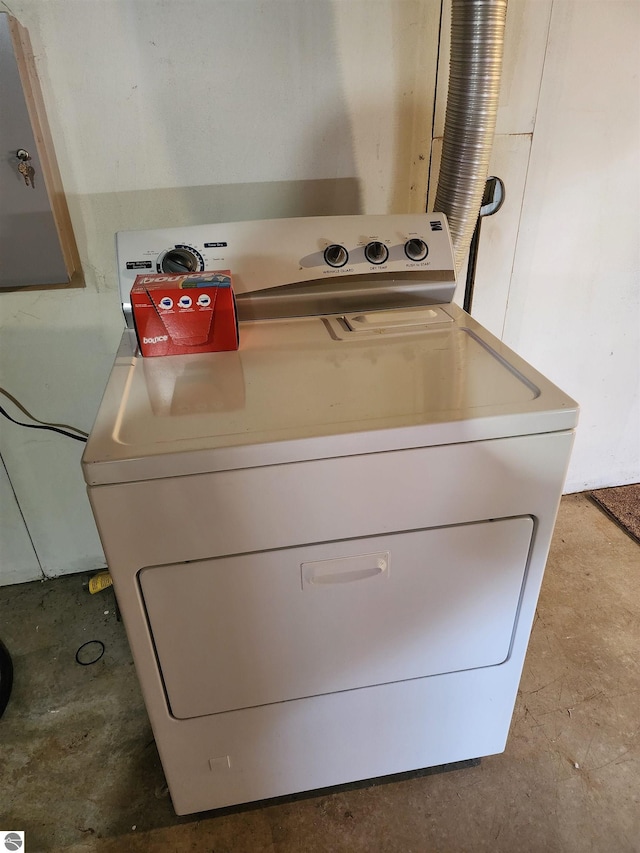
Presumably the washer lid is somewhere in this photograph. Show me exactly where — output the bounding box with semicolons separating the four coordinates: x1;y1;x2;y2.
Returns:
82;304;578;486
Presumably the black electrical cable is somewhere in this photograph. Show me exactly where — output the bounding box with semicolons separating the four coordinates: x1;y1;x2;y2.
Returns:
0;405;87;442
0;386;88;443
0;386;88;436
462;176;506;315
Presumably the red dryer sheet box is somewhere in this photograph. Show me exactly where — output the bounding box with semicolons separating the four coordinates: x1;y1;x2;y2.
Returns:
131;271;239;357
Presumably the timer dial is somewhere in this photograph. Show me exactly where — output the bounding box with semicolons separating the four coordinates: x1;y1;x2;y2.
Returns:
158;246;204;274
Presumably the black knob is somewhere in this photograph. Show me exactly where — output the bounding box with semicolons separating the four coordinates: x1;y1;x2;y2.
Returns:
365;241;389;265
161;248;199;274
324;244;348;268
404;238;428;262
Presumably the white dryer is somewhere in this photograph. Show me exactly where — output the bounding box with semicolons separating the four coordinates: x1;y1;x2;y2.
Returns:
82;214;578;815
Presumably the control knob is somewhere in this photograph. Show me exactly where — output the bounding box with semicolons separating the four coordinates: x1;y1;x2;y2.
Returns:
159;247;202;274
364;241;389;265
324;244;348;268
404;238;428;262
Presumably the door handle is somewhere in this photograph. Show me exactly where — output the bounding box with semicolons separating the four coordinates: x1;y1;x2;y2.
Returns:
301;552;389;589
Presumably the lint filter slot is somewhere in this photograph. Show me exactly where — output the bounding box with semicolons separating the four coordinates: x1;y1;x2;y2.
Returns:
343;305;454;332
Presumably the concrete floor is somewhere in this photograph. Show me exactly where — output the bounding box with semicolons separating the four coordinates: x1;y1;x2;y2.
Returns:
1;493;638;853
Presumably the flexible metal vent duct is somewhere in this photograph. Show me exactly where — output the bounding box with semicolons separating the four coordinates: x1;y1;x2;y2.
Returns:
434;0;508;272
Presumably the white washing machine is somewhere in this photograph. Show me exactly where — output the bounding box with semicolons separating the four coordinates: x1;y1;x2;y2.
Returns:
82;214;578;815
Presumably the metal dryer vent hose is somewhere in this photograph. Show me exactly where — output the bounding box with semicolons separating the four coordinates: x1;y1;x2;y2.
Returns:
434;0;508;273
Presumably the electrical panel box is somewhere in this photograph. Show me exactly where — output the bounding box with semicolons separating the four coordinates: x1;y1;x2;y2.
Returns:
0;13;80;290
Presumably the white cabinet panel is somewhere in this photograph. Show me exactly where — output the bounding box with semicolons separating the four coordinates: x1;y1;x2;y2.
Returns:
0;432;105;578
0;455;42;585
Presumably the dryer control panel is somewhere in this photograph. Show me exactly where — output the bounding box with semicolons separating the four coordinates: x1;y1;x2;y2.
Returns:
116;214;457;326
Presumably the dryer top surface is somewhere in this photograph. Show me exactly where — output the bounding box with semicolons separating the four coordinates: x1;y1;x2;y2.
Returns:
82;303;578;486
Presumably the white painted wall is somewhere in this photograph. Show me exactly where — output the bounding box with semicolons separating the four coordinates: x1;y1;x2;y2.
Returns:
0;0;441;582
462;0;640;493
1;0;638;584
502;0;640;492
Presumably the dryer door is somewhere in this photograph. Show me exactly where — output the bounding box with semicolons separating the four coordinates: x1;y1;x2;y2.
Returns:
139;516;533;720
